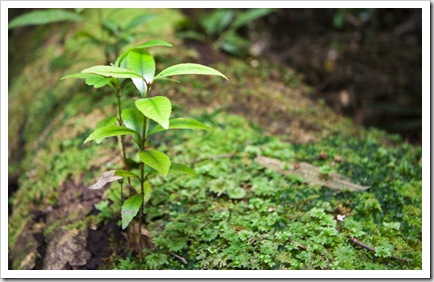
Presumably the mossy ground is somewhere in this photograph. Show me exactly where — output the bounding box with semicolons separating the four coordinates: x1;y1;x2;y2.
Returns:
101;112;421;270
8;8;422;270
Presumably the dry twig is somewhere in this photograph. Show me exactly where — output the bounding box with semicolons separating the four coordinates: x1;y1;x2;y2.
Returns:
350;237;410;263
170;252;188;265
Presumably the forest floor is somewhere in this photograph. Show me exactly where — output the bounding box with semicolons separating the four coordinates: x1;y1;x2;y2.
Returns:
7;8;422;271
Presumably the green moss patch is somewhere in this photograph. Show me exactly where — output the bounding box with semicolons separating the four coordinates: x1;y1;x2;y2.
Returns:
108;112;421;270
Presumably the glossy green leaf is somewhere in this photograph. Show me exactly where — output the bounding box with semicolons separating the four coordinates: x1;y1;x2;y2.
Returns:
135;96;172;129
61;73;113;88
169;163;197;175
115;40;171;70
155;63;227;80
121;108;145;146
114;170;140;180
94;116;117;144
61;72;95;80
86;75;113;88
143;181;152;205
8;9;83;29
82;65;142;79
84;125;138;143
139;150;171;177
148;162;196;176
126;49;155;95
61;73;111;88
143;165;155;176
156;77;181;84
121;194;143;230
116;51;129;68
95;116;117;130
136;39;173;49
148;117;210;135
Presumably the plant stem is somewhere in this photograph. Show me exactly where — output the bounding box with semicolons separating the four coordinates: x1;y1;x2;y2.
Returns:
138;117;148;263
138;84;151;262
138;161;144;262
116;87;128;165
114;85;133;198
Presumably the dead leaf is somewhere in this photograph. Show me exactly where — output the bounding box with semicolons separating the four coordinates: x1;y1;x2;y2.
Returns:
89;170;123;190
255;155;369;191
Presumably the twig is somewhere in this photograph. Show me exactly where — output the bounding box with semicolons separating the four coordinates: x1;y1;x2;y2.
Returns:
290;240;307;250
350;237;410;263
350;237;376;253
170;252;188;265
390;255;411;264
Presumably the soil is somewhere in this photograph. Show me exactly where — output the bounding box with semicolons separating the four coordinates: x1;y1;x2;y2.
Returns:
9;176;125;270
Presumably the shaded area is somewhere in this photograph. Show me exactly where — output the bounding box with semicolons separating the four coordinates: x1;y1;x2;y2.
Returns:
179;8;422;143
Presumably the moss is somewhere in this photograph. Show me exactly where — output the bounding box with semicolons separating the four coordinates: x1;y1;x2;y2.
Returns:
43;219;63;238
63;215;102;232
106;112;422;270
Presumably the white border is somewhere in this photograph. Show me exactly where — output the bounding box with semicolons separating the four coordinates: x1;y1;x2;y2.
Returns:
1;0;430;279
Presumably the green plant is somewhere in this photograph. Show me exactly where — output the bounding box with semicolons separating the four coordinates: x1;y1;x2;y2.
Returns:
9;8;157;64
76;9;157;64
177;8;275;57
120;112;418;270
8;8;84;29
62;39;227;261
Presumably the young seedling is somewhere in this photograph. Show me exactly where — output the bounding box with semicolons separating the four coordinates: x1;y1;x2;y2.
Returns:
62;39;227;260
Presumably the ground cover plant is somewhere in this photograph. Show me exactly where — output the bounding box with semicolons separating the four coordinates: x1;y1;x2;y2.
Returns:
103;112;421;270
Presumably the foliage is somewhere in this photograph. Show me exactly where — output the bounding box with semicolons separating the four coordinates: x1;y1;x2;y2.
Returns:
62;40;226;261
109;112;421;270
8;8;83;29
177;8;275;57
9;8;159;64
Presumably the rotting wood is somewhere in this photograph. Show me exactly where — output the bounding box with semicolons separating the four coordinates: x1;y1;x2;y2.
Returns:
254;155;369;192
